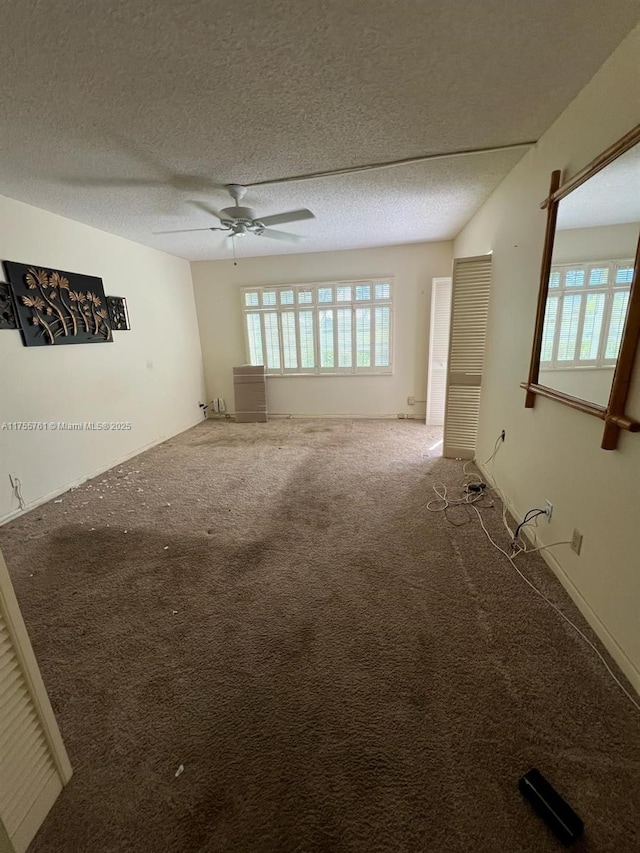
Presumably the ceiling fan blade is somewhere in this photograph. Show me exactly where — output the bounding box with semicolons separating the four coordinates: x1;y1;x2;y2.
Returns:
188;200;226;220
257;228;304;243
256;209;315;227
152;226;226;235
62;175;226;193
168;175;227;193
65;177;169;188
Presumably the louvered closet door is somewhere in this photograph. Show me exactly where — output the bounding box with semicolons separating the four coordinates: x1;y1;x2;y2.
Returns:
0;549;71;853
427;277;452;426
443;256;492;459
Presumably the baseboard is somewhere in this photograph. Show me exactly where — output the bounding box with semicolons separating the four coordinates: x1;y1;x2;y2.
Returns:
208;412;427;421
0;417;205;527
267;412;424;420
476;460;640;696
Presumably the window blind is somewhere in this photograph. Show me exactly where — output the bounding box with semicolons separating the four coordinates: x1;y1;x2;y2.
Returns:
241;279;393;375
542;259;633;368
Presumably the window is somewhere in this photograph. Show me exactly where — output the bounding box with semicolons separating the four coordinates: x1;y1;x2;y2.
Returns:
241;280;393;375
541;259;633;369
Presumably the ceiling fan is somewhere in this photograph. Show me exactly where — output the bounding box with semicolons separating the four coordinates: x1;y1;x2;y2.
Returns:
154;184;315;243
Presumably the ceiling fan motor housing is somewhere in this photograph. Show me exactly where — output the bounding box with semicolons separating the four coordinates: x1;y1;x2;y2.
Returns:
219;205;258;225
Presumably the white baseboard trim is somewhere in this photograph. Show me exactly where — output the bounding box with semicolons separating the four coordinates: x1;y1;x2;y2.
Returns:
267;413;425;420
477;460;640;696
208;412;428;421
0;417;205;527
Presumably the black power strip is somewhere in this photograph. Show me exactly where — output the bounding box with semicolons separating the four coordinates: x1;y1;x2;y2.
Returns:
519;768;584;845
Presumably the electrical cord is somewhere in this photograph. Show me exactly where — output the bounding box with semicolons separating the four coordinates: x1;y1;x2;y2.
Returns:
471;479;560;557
475;437;520;541
457;432;639;711
428;438;505;519
434;433;635;709
516;540;572;556
426;479;495;522
511;513;557;556
464;445;554;556
9;474;26;511
516;508;546;531
470;502;640;713
513;509;548;547
436;441;615;685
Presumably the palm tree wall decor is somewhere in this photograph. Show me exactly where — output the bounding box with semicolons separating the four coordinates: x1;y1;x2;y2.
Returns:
0;282;17;330
2;261;114;347
106;296;130;330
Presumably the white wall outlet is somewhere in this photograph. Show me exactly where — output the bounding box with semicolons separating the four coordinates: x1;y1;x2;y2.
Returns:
545;500;553;522
571;529;583;555
407;395;416;406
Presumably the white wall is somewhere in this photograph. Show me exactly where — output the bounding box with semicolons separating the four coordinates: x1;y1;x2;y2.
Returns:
538;367;615;407
553;222;639;263
0;196;205;523
454;24;640;690
191;243;453;418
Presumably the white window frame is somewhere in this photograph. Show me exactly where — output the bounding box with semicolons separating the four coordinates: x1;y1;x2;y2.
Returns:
541;258;633;370
241;279;394;376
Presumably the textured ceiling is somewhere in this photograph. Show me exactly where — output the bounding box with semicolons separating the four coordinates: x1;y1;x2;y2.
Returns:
557;143;640;230
2;1;639;261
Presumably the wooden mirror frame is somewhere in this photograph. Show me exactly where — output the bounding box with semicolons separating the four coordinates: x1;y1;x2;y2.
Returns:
521;124;640;450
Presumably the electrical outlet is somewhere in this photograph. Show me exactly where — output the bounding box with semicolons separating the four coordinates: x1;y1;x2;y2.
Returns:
407;395;415;406
544;500;553;522
571;529;583;555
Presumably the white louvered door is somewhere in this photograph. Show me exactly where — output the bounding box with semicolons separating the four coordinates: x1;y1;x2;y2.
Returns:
0;548;71;853
426;277;452;426
443;256;492;459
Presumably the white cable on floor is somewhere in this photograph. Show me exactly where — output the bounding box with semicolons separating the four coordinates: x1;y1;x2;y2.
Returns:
427;440;500;521
432;436;639;710
470;503;640;713
479;438;518;540
429;434;639;708
426;481;492;513
517;541;572;556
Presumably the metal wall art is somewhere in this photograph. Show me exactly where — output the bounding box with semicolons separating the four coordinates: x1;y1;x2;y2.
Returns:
2;261;112;346
0;282;17;330
107;296;130;330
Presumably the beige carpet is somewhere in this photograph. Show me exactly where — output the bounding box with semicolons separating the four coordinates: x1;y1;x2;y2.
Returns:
1;419;638;853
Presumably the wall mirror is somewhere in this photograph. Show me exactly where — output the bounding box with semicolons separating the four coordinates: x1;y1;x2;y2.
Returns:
522;125;640;450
